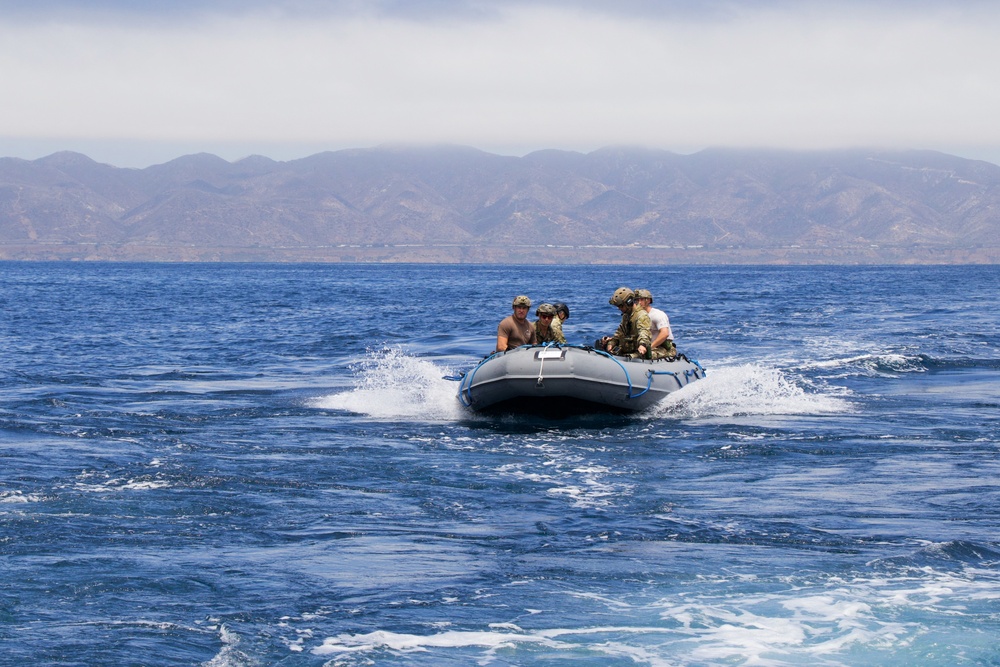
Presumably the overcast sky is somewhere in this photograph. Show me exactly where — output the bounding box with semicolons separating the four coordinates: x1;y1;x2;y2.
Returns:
2;0;999;167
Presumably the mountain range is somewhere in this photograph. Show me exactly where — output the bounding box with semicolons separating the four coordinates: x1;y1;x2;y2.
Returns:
2;145;999;263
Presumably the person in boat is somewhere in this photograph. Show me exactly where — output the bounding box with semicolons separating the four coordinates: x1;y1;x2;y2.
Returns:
533;303;565;344
600;287;652;359
550;302;570;343
634;289;676;360
496;295;537;352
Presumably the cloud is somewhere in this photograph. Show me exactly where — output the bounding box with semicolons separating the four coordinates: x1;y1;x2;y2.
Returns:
2;1;1000;166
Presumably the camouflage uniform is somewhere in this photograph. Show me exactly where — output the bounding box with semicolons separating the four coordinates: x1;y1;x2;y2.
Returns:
608;304;652;357
535;320;559;343
532;303;563;344
548;316;567;344
648;339;676;360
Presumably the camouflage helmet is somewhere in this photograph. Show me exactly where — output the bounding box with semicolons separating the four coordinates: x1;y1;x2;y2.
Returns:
609;287;634;307
633;289;653;302
553;302;570;318
512;295;531;308
535;303;557;317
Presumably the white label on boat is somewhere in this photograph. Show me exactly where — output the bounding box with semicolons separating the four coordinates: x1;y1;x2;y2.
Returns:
536;349;566;360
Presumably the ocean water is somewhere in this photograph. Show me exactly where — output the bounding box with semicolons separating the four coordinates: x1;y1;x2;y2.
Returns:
2;261;999;666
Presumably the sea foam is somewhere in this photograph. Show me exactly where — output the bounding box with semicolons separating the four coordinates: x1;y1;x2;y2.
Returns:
650;363;851;420
311;346;465;421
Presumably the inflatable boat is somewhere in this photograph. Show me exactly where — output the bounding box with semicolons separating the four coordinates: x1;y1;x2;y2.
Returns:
456;344;706;415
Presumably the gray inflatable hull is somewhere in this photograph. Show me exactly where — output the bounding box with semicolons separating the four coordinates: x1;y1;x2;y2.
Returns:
458;344;706;414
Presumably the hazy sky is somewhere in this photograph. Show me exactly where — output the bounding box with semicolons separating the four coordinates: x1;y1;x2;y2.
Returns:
2;0;999;167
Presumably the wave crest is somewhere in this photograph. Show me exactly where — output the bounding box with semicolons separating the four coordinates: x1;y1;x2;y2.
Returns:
798;353;929;378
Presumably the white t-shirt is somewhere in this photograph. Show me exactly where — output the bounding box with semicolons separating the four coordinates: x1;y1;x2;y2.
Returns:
647;307;672;341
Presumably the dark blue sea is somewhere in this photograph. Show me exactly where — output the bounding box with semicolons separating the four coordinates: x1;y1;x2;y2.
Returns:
2;262;1000;666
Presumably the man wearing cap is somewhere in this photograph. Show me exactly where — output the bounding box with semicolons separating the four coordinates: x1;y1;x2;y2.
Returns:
496;295;537;352
533;303;565;344
635;289;676;360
